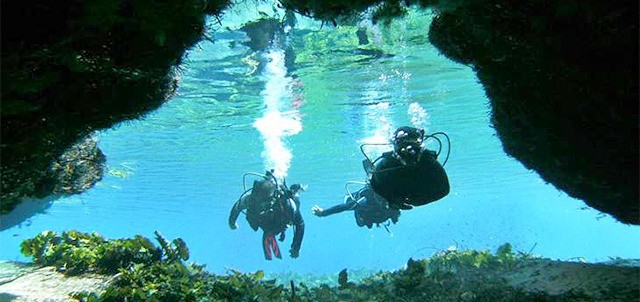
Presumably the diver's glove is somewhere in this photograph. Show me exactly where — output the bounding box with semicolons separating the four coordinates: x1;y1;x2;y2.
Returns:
229;222;238;230
311;205;324;216
290;248;299;258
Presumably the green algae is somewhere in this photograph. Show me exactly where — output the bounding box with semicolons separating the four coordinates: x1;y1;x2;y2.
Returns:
19;230;633;301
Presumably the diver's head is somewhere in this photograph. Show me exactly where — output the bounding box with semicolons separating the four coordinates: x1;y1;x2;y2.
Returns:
392;126;425;164
289;183;306;194
252;179;277;200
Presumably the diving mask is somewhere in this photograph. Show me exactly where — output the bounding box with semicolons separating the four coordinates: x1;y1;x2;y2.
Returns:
392;127;425;164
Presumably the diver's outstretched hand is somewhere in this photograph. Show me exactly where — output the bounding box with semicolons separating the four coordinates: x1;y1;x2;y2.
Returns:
311;205;323;216
290;248;299;258
229;222;238;230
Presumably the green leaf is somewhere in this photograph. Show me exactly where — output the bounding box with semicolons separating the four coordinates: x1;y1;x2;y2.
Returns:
254;270;264;281
172;238;189;261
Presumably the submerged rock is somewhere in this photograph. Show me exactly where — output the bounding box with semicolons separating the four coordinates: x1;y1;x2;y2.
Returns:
0;261;37;285
48;136;106;196
504;259;640;299
0;265;114;302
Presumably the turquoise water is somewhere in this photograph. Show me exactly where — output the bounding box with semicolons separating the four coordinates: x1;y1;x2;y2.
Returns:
1;7;638;276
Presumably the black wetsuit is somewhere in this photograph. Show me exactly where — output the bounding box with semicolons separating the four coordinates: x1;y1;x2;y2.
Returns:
369;149;450;208
228;189;304;260
316;186;400;228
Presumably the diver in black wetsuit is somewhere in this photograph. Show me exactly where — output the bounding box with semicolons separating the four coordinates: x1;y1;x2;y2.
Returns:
311;184;400;229
365;126;450;210
228;171;305;260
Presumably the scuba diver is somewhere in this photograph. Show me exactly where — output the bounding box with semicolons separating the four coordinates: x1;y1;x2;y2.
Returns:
363;126;451;210
228;170;305;260
311;183;400;230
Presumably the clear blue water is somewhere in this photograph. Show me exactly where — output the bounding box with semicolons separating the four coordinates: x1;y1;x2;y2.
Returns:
1;7;638;276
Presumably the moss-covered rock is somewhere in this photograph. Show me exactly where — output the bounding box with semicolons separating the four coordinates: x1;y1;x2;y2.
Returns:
48;136;106;196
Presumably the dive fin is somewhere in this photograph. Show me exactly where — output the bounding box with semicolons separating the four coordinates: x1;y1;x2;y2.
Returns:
262;232;282;260
262;232;273;260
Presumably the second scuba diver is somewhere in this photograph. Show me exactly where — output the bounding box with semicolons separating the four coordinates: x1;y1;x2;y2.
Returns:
228;170;305;260
364;126;451;210
311;183;400;229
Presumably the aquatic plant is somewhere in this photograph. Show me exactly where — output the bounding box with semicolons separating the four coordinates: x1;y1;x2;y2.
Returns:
20;230;164;275
301;244;531;302
266;267;381;288
21;232;626;301
21;231;286;301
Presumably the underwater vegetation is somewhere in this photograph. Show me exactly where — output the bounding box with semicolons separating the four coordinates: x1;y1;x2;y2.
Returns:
16;231;639;301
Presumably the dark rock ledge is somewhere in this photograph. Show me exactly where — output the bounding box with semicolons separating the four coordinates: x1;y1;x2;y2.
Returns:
1;0;229;212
